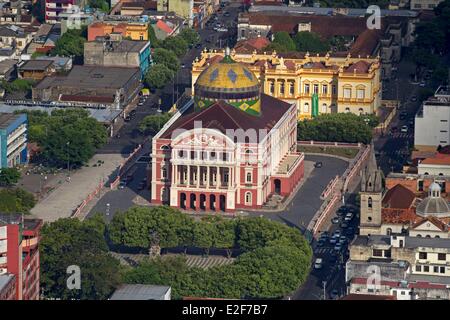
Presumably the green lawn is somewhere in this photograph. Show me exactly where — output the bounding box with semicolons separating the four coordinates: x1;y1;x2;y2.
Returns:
298;145;360;159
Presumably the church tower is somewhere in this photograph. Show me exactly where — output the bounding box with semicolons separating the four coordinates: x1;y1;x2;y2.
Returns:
359;145;384;235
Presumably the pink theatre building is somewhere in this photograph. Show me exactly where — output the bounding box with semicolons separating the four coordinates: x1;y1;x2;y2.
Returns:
150;52;304;212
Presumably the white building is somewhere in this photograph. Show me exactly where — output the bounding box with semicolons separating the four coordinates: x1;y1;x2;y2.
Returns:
415;86;450;152
410;0;443;10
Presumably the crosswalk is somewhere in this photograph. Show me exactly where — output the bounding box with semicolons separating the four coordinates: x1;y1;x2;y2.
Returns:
390;132;414;139
315;247;335;255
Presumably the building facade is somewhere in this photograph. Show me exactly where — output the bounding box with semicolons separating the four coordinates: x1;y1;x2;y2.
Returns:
346;235;450;300
415;86;450;152
45;0;84;24
192;49;382;119
0;215;42;300
84;36;151;76
0;113;28;168
410;0;444;10
151;51;304;211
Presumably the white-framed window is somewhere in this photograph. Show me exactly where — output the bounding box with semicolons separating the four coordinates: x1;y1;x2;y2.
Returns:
289;82;294;95
304;103;309;113
269;81;274;94
313;84;319;94
357;88;365;99
245;192;252;205
161;167;167;179
246;171;252;183
304;83;310;94
280;82;285;95
321;103;327;113
344;88;351;98
322;84;328;95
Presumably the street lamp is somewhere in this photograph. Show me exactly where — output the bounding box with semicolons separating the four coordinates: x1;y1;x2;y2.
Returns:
66;141;70;177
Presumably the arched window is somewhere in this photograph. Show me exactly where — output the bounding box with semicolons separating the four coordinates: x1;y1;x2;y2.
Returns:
368;216;372;222
426;235;431;238
359;108;364;115
161;167;167;179
245;192;252;205
246;172;252;183
321;103;327;113
345;107;350;113
303;103;309;113
368;197;373;208
160;145;170;150
417;234;422;237
387;228;392;235
435;235;440;238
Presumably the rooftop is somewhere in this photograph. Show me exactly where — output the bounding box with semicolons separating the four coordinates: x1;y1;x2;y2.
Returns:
382;184;416;209
91;38;149;53
160;94;292;140
18;59;53;71
0;112;23;130
352;235;450;250
34;65;140;90
110;284;170;300
0;104;121;123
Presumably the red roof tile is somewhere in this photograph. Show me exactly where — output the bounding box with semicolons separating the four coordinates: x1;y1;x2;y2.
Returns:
383;184;416;209
156;20;173;34
160;94;292;140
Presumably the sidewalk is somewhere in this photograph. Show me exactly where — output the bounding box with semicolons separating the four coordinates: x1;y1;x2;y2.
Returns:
30;153;125;222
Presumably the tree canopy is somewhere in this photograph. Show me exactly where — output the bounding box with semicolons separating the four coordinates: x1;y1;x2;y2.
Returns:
0;188;36;214
265;32;296;53
51;29;86;62
0;167;21;186
17;109;107;168
293;31;330;53
110;206;312;299
178;28;200;46
139;113;171;135
297;113;376;144
151;48;180;73
144;64;174;90
40;216;121;300
161;36;189;57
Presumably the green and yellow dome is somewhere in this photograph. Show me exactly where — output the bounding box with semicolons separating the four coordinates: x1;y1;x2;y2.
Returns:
194;49;261;116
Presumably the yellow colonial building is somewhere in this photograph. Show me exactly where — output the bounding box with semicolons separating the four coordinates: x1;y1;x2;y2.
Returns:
192;49;382;119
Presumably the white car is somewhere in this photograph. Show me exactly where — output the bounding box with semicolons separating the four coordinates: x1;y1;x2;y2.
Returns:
314;258;323;269
344;213;353;222
217;27;228;32
401;125;408;133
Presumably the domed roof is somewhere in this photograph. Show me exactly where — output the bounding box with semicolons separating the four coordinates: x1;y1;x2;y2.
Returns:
194;49;261;116
416;183;450;218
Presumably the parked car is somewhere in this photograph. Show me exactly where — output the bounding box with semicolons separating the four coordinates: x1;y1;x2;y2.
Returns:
411;96;417;102
317;239;326;247
314;161;323;168
340;222;349;229
419;81;426;87
401;125;408;133
314;258;323;269
334;243;342;251
331;217;340;224
333;230;342;238
329;236;338;244
124;115;131;122
118;180;127;189
217;27;228;32
129;110;137;117
399;111;407;120
344;212;353;222
224;11;230;16
195;43;202;49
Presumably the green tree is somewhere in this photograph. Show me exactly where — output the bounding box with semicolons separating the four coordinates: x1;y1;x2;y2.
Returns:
40;218;121;300
179;28;200;46
88;0;109;12
297;113;374;144
51;29;86;62
17;109;107;168
0;167;21;186
144;64;174;89
139;113;171;134
148;25;161;48
0;188;36;214
265;32;296;53
152;48;180;73
293;31;330;53
161;36;189;57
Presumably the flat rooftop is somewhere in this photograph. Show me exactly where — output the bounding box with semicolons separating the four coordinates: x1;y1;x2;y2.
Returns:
0;104;121;123
18;59;53;71
277;154;302;174
0;112;23;130
34;65;140;90
110;284;170;300
352;234;450;250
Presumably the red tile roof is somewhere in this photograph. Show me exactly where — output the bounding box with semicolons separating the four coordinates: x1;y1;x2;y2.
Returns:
160;94;292;140
381;208;419;224
234;37;271;54
345;60;371;73
156;20;173;35
383;184;416;209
